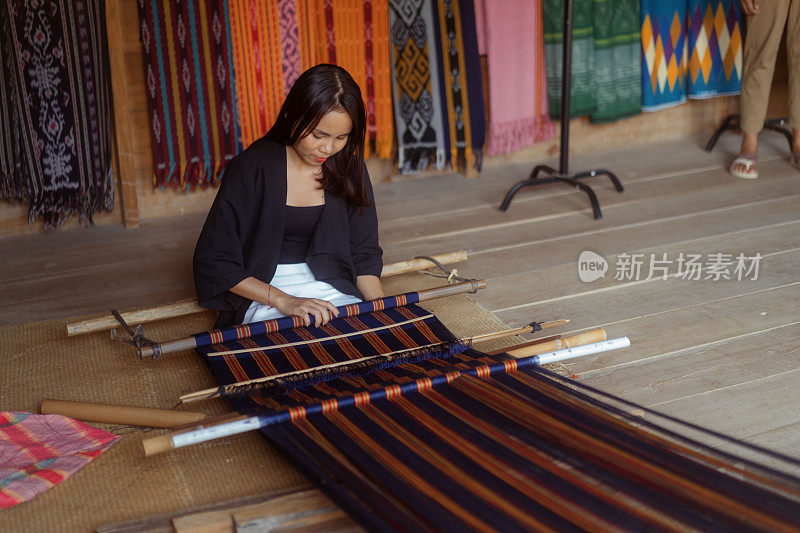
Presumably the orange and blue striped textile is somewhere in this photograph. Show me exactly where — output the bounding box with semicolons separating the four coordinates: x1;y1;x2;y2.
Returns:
198;305;800;530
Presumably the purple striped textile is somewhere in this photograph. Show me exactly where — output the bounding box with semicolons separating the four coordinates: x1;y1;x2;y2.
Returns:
198;303;800;530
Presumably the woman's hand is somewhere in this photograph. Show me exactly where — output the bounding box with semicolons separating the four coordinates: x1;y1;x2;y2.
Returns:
270;289;339;327
230;276;339;327
740;0;759;15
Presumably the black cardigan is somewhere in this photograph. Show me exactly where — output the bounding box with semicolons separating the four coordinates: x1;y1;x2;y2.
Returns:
193;138;383;327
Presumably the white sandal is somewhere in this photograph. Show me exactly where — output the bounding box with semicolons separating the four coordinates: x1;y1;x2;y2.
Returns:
730;155;758;179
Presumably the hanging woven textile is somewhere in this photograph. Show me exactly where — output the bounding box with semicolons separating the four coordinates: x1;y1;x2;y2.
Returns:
686;0;742;100
0;0;114;229
138;0;241;189
641;0;742;112
543;0;597;118
476;0;554;156
184;303;800;530
304;0;394;160
228;0;317;150
640;0;689;111
389;0;486;173
368;1;395;160
591;0;642;122
435;0;486;170
543;0;641;122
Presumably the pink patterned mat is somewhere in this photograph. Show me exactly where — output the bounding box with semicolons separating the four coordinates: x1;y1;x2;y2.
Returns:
0;412;120;509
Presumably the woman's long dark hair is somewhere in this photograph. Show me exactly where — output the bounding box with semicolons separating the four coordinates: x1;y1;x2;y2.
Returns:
265;64;369;207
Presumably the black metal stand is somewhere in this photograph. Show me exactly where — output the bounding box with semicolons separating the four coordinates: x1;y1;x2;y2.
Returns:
499;0;623;219
705;114;795;152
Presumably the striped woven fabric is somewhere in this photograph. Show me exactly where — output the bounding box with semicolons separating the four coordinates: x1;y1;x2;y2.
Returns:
228;0;317;149
193;292;416;347
543;0;641;123
227;1;393;159
198;305;800;530
543;0;597;118
0;0;113;229
367;1;395;159
306;0;394;159
138;0;240;189
389;0;485;173
0;412;119;509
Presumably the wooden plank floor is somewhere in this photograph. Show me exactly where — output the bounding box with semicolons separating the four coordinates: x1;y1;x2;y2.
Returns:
2;132;799;468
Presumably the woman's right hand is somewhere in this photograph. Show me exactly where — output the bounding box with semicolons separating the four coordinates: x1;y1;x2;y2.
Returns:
740;0;759;15
270;290;340;327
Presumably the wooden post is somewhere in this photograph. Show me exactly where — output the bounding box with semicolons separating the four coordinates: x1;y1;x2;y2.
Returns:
106;0;140;228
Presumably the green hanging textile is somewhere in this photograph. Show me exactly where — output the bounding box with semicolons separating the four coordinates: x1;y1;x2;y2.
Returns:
543;0;596;119
592;0;641;122
543;0;641;122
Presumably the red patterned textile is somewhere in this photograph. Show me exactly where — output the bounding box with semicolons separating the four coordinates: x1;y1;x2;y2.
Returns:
138;0;240;189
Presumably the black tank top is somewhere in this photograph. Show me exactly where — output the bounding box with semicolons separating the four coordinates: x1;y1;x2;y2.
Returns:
278;204;325;263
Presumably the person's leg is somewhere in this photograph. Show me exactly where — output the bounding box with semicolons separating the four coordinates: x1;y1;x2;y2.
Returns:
734;0;790;177
787;0;800;162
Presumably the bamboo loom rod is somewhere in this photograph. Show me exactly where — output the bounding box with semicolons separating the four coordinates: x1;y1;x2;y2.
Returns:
136;280;487;360
41;399;209;428
501;328;607;358
66;251;468;337
381;250;467;276
179;323;568;404
202;318;569;358
142;333;628;457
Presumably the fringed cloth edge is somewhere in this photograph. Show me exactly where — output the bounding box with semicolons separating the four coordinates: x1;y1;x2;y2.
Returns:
0;165;114;230
486;117;556;157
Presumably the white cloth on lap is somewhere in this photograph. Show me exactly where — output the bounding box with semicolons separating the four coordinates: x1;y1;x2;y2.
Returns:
242;263;361;324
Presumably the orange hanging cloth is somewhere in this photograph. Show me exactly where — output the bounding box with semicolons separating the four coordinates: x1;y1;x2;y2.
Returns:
230;0;319;148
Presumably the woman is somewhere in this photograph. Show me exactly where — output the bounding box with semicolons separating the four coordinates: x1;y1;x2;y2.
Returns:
730;0;799;179
193;64;384;330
